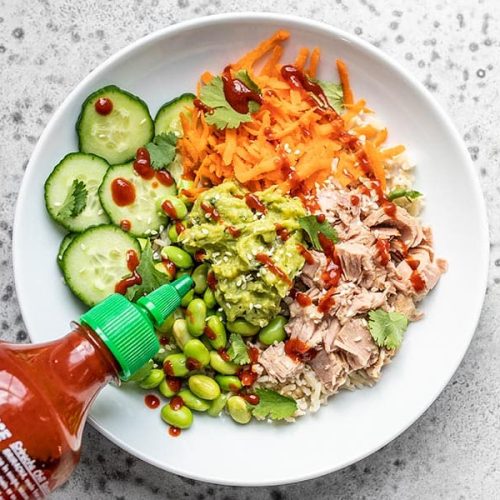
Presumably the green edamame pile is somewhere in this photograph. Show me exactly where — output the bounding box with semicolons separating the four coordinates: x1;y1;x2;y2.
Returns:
129;189;292;433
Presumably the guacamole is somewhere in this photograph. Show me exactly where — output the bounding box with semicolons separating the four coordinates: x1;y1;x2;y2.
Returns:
179;181;306;327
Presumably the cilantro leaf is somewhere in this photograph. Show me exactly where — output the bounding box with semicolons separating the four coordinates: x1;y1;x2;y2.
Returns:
368;309;409;350
199;74;261;129
298;215;339;251
387;188;422;202
252;389;297;420
316;80;344;114
145;132;177;170
125;241;169;301
58;179;87;219
227;333;250;365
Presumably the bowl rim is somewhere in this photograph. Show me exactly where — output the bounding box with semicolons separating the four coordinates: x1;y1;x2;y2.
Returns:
12;12;489;486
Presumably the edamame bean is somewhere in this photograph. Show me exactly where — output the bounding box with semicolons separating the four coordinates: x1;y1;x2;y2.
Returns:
199;336;214;352
161;403;193;429
167;224;179;243
139;368;165;389
162;195;188;220
258;315;287;346
156;313;175;334
154;261;175;281
227;319;260;337
161;245;193;269
209;351;238;375
178;389;210;412
178;179;195;205
183;339;210;367
163;353;189;377
128;360;154;383
180;289;195;307
207;393;228;417
191;263;209;294
204;315;227;350
227;396;252;424
175;269;191;280
158;378;181;398
214;375;242;392
172;319;193;349
186;298;207;337
203;287;217;309
188;374;221;401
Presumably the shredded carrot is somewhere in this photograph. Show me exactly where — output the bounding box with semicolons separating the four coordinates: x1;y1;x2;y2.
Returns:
178;32;396;197
336;59;354;105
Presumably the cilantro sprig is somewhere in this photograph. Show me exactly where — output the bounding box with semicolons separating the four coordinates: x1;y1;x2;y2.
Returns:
252;388;297;420
387;188;422;202
58;179;87;219
368;309;409;350
316;80;344;114
227;333;250;365
299;215;339;251
199;71;261;129
145;132;177;170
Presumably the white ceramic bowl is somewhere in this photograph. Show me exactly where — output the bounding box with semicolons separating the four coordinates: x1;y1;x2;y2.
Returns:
13;13;488;486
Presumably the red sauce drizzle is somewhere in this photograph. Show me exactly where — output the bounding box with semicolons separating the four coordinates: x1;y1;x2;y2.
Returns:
248;346;259;364
203;325;216;340
375;239;391;266
318;288;336;314
281;65;331;109
95;97;113;115
175;221;186;235
222;65;262;114
201;201;221;221
406;258;420;270
193;97;211;113
156;170;175;187
207;271;217;290
159;336;169;346
144;394;160;409
120;219;131;232
168;426;182;437
111;178;136;206
255;253;292;286
296;292;312;307
165;376;182;393
194;250;206;262
383;201;397;219
243;393;260;405
227;226;241;238
239;367;258;387
410;271;425;292
186;358;202;371
161;199;178;219
169;395;184;411
297;244;315;265
316;213;326;223
284;339;316;362
162;258;176;277
351;195;360;206
115;250;141;295
275;223;290;242
245;193;267;214
217;349;230;362
133;147;155;180
163;360;174;376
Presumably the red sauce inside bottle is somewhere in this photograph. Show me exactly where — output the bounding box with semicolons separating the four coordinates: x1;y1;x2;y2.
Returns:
120;219;132;232
410;271;426;292
114;250;142;295
255;254;292;286
169;396;184;411
296;292;312;307
111;178;136;206
375;239;391;266
275;224;290;242
144;394;160;409
281;65;331;109
133;147;155;180
222;65;262;114
245;193;267;214
297;244;315;265
284;339;316;362
207;271;218;290
94;97;113;115
168;426;182;437
156;170;175;187
226;226;241;238
201;201;221;221
161;199;178;219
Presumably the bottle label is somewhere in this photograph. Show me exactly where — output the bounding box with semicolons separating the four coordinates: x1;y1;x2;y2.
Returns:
0;418;49;499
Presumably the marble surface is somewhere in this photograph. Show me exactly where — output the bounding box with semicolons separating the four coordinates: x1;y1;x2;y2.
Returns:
0;0;498;498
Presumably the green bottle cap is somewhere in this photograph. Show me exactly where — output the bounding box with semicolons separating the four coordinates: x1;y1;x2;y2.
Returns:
80;276;193;380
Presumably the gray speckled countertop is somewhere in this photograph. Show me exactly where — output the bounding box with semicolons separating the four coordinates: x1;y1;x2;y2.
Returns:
0;0;499;498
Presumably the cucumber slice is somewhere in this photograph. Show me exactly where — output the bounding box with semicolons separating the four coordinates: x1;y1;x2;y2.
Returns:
58;233;75;268
77;85;154;165
99;162;176;237
44;153;110;232
154;93;195;137
61;225;140;306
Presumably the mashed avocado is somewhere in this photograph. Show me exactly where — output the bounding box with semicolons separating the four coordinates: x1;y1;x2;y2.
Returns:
179;181;306;327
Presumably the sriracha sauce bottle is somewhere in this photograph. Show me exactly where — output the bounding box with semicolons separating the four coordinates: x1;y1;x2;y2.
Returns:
0;276;193;499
